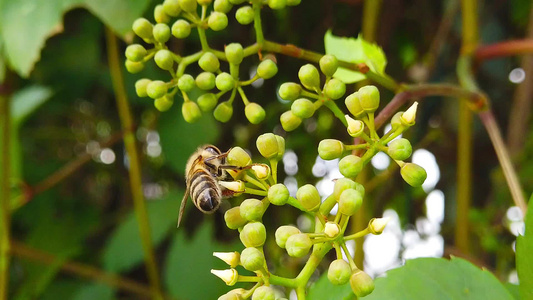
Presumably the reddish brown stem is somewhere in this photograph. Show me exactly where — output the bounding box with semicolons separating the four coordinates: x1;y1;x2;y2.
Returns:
475;39;533;62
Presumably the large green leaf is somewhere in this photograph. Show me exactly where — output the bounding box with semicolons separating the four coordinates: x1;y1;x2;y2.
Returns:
365;257;514;300
102;190;182;272
0;0;149;77
324;30;387;84
11;85;53;125
308;271;354;300
516;194;533;300
71;283;114;300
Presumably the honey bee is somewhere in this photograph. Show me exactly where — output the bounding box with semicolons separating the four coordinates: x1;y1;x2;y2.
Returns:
177;145;232;227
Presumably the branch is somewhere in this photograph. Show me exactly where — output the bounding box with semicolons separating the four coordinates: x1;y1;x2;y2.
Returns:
475;39;533;62
0;90;11;300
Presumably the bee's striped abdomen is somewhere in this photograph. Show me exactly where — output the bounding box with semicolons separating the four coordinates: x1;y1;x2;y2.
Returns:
189;169;221;213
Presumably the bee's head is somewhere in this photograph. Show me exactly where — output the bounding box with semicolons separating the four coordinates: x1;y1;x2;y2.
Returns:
203;145;222;156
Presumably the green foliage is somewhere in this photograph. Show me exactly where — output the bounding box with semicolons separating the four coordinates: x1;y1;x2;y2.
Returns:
516;194;533;300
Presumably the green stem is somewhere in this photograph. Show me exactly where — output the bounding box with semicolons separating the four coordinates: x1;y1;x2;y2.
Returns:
296;286;306;300
237;87;250;106
0;92;11;300
197;28;210;51
176;51;204;77
344;228;370;241
323;101;348;127
105;28;163;300
362;0;383;43
252;0;265;46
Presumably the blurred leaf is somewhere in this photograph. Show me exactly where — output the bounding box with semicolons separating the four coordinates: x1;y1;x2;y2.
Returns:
365;257;513;300
164;221;239;300
11;85;53;125
40;280;86;300
0;0;149;77
102;190;182;272
324;31;387;84
505;283;521;300
71;283;114;300
516;194;533;300
308;271;354;300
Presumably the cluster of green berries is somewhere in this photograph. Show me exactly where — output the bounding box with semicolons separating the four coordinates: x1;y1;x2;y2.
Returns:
317;85;427;187
278;54;347;131
211;133;389;299
126;0;302;125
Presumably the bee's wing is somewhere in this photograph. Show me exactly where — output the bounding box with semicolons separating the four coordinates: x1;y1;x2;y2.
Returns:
177;186;190;228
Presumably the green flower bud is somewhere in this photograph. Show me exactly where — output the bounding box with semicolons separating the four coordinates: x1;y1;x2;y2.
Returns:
324;78;346;100
211;268;238;286
146;80;168;99
350;269;375;297
154;5;171;24
400;101;418;126
153;23;171;43
285;233;312;257
268;184;289;206
245;103;266;124
278;82;302;101
328;259;351;285
240;198;264;221
345;92;365;118
235;6;254;25
358;85;380;113
387;138;412;161
214;0;233;13
287;0;301;6
333;177;365;200
225;206;247;229
318;139;345;160
240;247;265;271
135;79;151;97
251;164;271;180
257;59;278;79
338;188;363;216
182;101;202;122
296;184;321;211
219;180;245;193
125;44;147;62
345;115;365;137
219;289;245;300
172;20;191;38
125;60;145;73
319;54;339;77
197;93;218;111
198;0;213;5
196;72;216;90
324;221;340;238
368;217;390;235
275;135;285;160
252;286;276;300
132;18;153;39
179;0;197;12
240;222;267;247
213;251;240;268
339;155;363;178
291;98;315;119
280;111;302;132
199;52;220;72
298;64;321;91
225;43;244;65
229;0;245;3
268;0;287;10
215;72;235;92
155;49;174;70
227;147;251;167
256;133;279;159
155;95;174;112
208;11;228;31
178;74;196;92
275;225;300;248
163;0;182;17
400;163;427;187
213;101;233;122
390;111;404;130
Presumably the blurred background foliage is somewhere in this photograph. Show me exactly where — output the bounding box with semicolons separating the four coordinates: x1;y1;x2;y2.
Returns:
0;0;532;299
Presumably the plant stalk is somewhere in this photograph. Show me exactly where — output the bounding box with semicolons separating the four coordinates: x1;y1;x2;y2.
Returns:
0;92;11;300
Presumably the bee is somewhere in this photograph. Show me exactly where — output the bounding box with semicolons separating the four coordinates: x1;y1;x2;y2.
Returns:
177;145;232;227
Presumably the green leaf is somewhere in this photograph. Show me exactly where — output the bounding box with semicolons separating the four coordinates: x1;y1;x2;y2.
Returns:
164;221;239;300
516;194;533;300
71;283;114;300
11;85;53;125
324;30;387;84
308;271;354;300
0;0;150;77
365;257;514;300
102;190;182;272
504;283;521;300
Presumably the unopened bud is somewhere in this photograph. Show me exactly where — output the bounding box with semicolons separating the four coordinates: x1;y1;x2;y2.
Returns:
338;188;363;216
275;225;300;248
240;198;264;221
324;78;346;100
390;111;404;130
291;98;315;119
256;133;279;159
333;178;365;200
298;64;321;91
387;138;412;161
155;95;174;112
328;259;351;285
369;217;390;235
278;82;302;101
324;222;340;238
251;164;270;180
181;101;201;122
349;269;375;297
338;155;364;179
268;184;289;206
213;101;233;122
280;111;302;132
219;180;245;193
358;85;380;113
225;206;247;229
240;222;267;247
285;233;313;257
211;268;238;286
275;135;285;160
296;184;321;212
245;103;266;124
227;147;251;167
400;163;427;187
401;102;418;126
319;54;339;77
252;286;276;300
213;252;240;268
225;43;244;65
154;5;171;23
318;139;345;160
240;247;265;271
345;92;365;118
197;93;218;111
345;115;365;137
257;59;278;79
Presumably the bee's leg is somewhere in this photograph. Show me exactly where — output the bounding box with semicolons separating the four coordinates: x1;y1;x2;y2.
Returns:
177;185;190;228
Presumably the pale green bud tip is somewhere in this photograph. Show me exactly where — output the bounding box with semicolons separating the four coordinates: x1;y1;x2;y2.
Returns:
339;154;363;179
155;49;174;70
163;0;181;17
291;98;315;119
319;54;339;77
153;23;171;43
214;0;233;13
278;82;302;101
214;102;233;122
227;147;251;167
225;43;244;65
245;103;266;124
275;225;300;248
135;79;151;97
197;93;218;111
268;0;287;10
275;135;285;160
318;139;345;160
199;52;220;73
387;138;412;161
369;217;390;235
211;269;239;286
213;251;240;268
252;286;276;300
391;111;404;130
132;18;153;39
324;221;340;238
280;111;302;132
268;184;289;206
240;222;267;247
345;92;365;118
240;247;265;271
328;259;351;285
285;233;313;257
338;188;363;216
358;85;380;112
256;133;279;159
179;0;197;12
219;289;246;300
401;101;418;125
252;164;270;180
324;78;346;100
333;177;362;200
154;4;171;23
346;115;365;137
208;11;229;31
225;206;247;229
298;64;321;90
216;72;235;92
296;184;321;212
257;59;278;79
125;44;147;62
182;101;202;122
400;163;427;187
240;198;264;221
219;180;245;193
235;6;254;25
350;269;375;297
155;96;174;112
178;74;196;92
147;80;167;99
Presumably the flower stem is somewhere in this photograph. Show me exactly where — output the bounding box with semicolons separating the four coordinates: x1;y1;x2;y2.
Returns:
0;91;11;300
252;0;265;46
